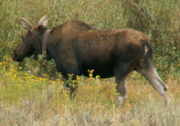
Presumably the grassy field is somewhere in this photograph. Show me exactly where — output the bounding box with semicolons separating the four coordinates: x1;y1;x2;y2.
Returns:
0;58;180;125
0;0;180;125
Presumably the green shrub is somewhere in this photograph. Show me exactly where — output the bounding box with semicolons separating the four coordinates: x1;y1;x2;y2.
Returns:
0;0;179;77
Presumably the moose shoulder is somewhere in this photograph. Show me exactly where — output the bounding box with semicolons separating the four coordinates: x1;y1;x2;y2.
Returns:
13;15;168;107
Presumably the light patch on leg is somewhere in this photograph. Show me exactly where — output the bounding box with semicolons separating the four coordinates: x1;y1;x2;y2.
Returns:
116;95;127;108
144;45;148;54
139;45;148;62
136;66;168;106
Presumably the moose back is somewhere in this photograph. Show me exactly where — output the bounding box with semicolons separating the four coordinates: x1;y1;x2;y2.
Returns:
13;16;168;107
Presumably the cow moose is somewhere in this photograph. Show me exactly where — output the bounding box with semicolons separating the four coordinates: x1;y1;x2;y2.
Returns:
13;15;168;107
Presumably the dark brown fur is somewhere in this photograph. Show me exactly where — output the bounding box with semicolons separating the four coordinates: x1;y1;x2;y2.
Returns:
13;16;168;107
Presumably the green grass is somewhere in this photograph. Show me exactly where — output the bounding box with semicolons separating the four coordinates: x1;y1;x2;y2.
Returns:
0;0;180;125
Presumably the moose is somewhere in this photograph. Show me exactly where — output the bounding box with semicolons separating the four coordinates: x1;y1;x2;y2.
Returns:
13;15;168;107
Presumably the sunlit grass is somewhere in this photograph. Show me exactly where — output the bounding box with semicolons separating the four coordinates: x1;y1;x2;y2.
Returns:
0;58;180;125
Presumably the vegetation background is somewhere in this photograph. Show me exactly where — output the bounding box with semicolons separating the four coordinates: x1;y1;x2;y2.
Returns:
0;0;180;125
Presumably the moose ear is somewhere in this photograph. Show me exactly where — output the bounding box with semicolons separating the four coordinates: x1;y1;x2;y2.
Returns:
38;15;48;27
20;17;32;31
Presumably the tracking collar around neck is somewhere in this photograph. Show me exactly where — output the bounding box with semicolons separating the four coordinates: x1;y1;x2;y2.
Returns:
42;29;51;60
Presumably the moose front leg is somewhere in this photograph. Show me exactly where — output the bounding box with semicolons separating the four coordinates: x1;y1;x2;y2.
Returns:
62;73;78;97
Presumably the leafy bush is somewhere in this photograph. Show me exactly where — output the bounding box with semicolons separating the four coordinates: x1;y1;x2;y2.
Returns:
0;0;179;77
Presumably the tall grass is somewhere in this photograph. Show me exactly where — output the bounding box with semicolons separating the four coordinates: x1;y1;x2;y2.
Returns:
0;58;180;125
0;0;180;125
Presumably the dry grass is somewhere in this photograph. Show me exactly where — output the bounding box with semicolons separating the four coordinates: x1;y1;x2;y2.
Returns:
0;59;180;126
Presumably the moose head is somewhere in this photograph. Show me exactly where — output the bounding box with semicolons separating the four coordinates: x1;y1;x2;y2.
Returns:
13;16;49;62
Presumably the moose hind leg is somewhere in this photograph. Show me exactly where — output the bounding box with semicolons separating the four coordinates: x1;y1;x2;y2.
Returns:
115;63;135;107
135;60;168;105
115;76;128;107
